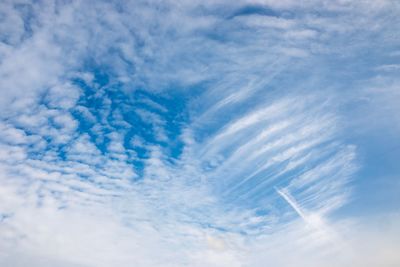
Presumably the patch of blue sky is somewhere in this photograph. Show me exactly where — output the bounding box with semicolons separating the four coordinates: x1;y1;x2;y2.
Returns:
229;4;282;19
70;67;188;178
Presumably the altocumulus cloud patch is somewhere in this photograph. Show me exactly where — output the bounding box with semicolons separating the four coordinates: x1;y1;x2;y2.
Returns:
0;1;400;267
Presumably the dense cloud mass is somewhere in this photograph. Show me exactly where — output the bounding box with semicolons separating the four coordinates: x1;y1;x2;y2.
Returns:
0;0;400;266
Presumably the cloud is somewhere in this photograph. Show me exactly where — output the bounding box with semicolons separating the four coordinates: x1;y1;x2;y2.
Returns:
0;0;399;266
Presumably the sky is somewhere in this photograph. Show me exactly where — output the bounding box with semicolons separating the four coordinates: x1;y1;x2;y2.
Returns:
0;0;399;266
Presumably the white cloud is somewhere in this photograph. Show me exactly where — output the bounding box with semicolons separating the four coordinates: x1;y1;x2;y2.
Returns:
0;0;399;266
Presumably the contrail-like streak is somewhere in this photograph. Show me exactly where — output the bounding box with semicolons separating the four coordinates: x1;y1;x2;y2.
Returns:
276;187;346;250
276;187;307;221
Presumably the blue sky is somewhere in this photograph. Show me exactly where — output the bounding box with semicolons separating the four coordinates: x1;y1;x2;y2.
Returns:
0;0;399;266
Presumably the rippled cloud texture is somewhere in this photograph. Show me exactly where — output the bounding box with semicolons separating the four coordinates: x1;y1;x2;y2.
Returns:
0;0;400;266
